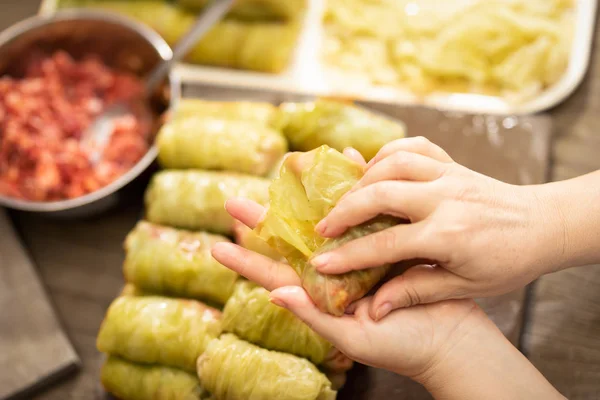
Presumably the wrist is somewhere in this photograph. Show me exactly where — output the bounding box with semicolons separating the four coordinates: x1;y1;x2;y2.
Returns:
413;304;564;400
410;302;492;390
536;173;600;271
521;183;571;274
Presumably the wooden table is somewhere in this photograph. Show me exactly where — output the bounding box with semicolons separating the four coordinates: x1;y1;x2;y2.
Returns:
2;2;600;399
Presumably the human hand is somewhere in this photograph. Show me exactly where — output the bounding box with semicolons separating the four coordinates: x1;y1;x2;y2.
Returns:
211;195;484;380
211;145;566;400
311;137;566;320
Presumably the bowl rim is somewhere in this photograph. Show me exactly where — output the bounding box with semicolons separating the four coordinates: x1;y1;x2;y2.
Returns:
0;9;179;212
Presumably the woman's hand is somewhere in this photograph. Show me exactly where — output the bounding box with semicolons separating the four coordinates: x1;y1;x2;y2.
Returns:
310;137;568;320
211;195;483;380
211;197;565;400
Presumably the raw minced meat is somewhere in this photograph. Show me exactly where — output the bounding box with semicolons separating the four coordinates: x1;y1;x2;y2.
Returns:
0;51;152;201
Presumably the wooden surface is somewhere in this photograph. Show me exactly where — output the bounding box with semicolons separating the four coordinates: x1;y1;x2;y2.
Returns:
0;210;79;400
521;9;600;398
1;2;600;399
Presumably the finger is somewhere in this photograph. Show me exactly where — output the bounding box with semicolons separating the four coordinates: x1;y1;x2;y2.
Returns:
343;147;367;166
367;137;453;168
212;242;299;290
314;222;440;274
225;198;266;229
317;181;436;237
351;151;447;197
370;266;466;320
269;286;355;345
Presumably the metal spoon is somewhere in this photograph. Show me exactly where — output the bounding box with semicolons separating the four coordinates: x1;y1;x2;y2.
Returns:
82;0;235;165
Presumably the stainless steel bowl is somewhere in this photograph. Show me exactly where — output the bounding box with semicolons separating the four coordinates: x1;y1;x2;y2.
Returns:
0;10;180;218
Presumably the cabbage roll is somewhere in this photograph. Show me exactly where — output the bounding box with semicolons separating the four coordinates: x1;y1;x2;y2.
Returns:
97;296;222;372
58;1;300;72
276;100;407;161
145;170;270;234
178;0;306;21
232;220;283;261
255;146;399;316
101;356;208;400
58;1;194;45
171;100;278;126
185;19;301;73
222;281;334;366
197;334;336;400
119;283;150;297
267;153;287;179
124;221;238;304
157;117;287;175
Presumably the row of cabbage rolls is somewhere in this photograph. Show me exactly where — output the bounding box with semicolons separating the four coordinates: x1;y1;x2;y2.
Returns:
97;98;407;400
57;0;307;73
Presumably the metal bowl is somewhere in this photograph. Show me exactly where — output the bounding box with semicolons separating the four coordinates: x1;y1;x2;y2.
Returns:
0;9;180;218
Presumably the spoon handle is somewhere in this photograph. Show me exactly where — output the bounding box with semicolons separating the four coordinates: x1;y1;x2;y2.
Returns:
145;0;236;93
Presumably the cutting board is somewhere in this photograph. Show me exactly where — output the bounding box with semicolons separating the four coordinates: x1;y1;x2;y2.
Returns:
0;209;80;400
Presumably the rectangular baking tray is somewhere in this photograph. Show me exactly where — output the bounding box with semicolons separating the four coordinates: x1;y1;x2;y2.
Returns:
38;0;597;115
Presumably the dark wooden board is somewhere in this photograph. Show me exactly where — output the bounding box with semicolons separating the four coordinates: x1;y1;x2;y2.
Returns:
0;209;80;400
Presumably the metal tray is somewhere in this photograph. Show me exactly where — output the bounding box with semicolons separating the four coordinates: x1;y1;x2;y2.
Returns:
39;0;598;115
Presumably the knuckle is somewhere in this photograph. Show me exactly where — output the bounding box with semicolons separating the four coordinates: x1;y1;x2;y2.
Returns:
412;136;432;148
264;272;276;290
397;275;422;307
371;182;391;206
376;228;399;252
454;183;475;202
372;181;401;210
388;151;412;170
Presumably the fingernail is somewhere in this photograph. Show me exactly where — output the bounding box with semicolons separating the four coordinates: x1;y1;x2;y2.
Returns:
210;242;229;257
311;253;332;269
269;296;287;308
375;302;392;321
315;220;327;235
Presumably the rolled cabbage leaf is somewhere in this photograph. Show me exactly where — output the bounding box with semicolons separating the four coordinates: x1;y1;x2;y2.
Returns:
177;0;307;21
197;334;336;400
119;283;150;297
185;19;301;73
255;146;399;316
57;1;300;72
124;221;238;305
276;100;406;161
156;117;287;175
171;100;278;126
101;356;208;400
57;1;194;44
222;281;337;366
232;221;283;261
145;170;270;234
97;296;222;372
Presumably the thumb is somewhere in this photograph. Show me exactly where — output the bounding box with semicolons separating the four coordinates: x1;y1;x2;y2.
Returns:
269;286;352;344
343;147;367;166
370;266;465;320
